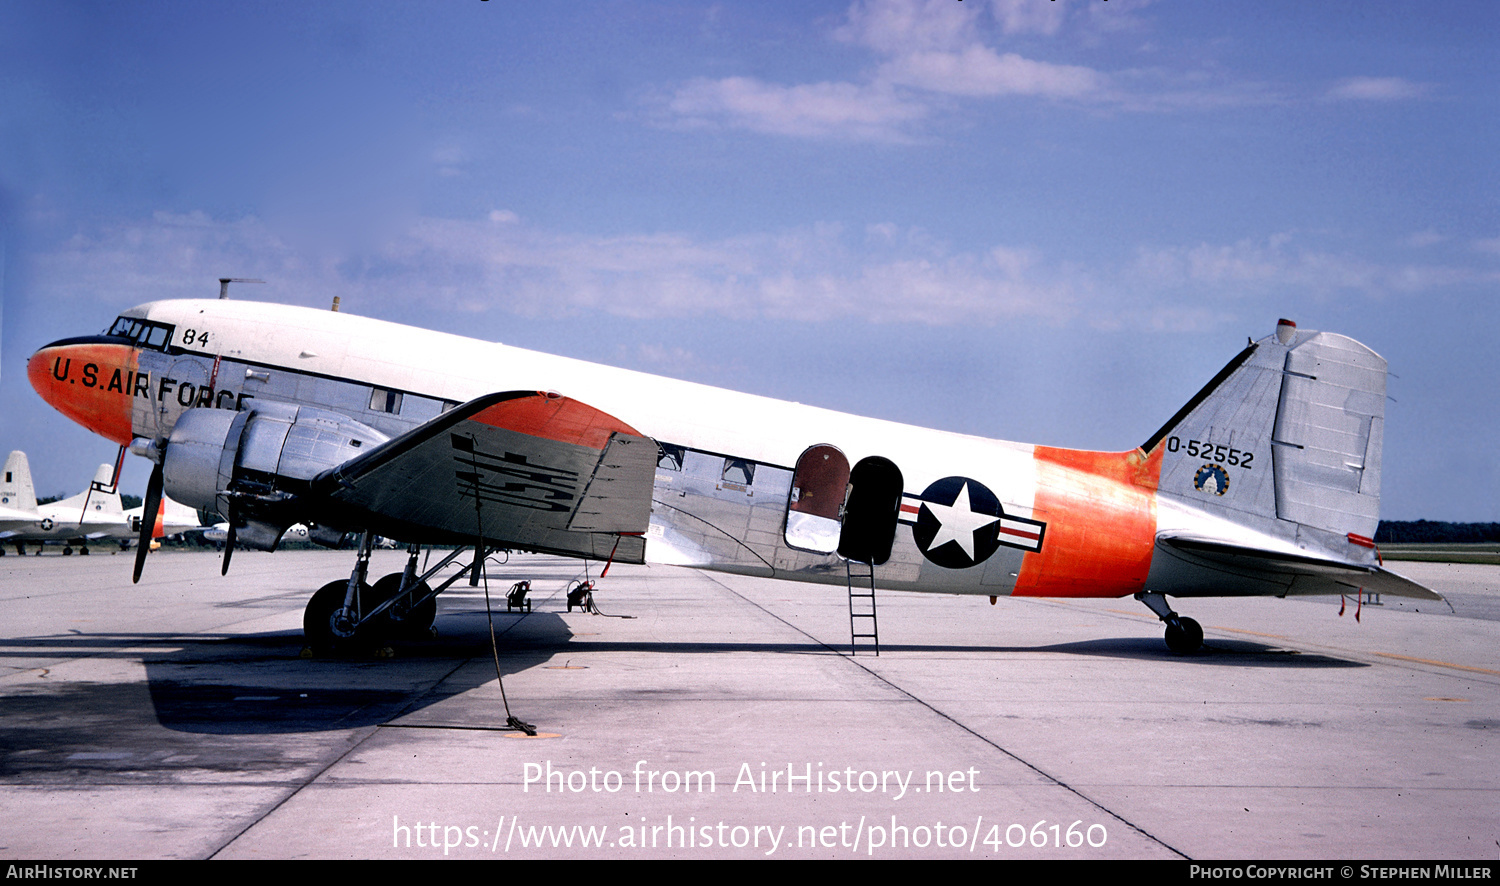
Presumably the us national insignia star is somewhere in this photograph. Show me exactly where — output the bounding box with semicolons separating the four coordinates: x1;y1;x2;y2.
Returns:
911;476;1004;569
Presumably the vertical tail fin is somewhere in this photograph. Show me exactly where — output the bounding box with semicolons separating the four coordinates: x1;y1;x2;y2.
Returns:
57;464;125;518
1146;321;1387;557
1;451;38;513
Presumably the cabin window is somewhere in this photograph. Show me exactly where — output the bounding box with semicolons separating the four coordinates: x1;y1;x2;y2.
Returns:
657;443;685;472
370;388;403;414
722;458;755;486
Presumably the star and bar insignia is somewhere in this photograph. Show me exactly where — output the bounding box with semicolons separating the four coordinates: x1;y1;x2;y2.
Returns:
899;476;1046;569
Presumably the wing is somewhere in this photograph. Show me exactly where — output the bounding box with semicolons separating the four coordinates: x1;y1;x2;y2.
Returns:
308;391;657;562
1157;535;1441;600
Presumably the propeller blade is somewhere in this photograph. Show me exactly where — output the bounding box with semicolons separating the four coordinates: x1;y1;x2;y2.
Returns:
221;522;236;576
133;462;163;584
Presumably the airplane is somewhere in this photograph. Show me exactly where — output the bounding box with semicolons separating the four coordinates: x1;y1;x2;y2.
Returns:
0;456;127;555
27;296;1438;654
0;451;38;529
0;451;205;554
202;521;310;547
125;495;209;546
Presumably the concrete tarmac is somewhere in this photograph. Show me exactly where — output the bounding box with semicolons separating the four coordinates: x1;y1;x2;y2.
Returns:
0;549;1495;860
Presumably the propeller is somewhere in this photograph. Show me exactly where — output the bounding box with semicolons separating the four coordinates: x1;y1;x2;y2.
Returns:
221;519;236;576
133;461;164;584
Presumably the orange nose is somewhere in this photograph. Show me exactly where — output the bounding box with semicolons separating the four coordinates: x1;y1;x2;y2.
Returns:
29;339;138;446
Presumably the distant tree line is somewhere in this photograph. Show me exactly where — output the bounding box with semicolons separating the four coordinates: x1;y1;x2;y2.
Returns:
1376;521;1500;544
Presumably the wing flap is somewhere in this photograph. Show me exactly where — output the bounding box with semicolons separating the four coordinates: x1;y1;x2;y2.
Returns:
567;432;657;532
311;391;655;560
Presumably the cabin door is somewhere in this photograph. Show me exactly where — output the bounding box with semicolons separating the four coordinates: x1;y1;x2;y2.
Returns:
784;444;851;554
837;456;903;566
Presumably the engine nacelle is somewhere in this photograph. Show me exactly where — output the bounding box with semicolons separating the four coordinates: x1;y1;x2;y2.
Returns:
162;403;388;549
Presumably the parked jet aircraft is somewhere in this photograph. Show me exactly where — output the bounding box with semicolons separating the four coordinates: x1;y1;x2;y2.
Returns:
28;298;1437;653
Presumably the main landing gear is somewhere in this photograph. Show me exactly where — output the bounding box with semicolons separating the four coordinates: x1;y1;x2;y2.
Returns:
303;534;468;655
1136;591;1203;654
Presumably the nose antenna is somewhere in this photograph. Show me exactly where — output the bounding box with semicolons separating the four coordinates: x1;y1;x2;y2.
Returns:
218;278;265;299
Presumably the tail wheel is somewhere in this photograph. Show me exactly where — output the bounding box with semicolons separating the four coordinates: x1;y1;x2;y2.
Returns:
304;579;377;654
370;573;437;640
1164;617;1204;654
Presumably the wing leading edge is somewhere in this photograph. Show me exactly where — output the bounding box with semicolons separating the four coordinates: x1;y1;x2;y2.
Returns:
310;391;656;561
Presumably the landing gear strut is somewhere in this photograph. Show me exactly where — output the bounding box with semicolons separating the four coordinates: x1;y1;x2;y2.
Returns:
371;544;438;640
303;531;378;654
1136;591;1203;654
301;540;486;655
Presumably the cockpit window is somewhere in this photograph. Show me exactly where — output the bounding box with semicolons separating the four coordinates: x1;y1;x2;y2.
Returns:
107;317;139;338
106;316;175;351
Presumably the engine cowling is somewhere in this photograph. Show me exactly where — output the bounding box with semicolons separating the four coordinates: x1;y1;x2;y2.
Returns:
161;403;388;549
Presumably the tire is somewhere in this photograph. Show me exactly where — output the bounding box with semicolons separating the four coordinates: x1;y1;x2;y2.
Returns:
1164;617;1204;654
304;579;376;654
370;573;437;640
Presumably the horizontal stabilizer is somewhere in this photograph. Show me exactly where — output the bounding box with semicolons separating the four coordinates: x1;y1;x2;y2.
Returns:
1159;535;1441;600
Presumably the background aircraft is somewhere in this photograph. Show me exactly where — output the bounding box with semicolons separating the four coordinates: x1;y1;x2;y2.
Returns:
0;458;125;555
0;451;203;554
0;451;38;529
28;299;1437;653
202;522;310;547
124;496;208;547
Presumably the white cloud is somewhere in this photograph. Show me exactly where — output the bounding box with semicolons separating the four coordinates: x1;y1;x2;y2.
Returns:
664;0;1111;141
659;0;1273;141
835;0;980;53
26;211;1073;329
1127;234;1496;302
30;213;1491;340
989;0;1071;37
666;77;926;141
1325;76;1428;102
878;45;1105;98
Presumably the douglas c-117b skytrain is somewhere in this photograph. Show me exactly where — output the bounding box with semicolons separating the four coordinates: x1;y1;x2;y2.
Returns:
28;294;1437;654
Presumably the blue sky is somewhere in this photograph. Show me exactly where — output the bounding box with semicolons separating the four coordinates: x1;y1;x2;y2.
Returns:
2;0;1497;519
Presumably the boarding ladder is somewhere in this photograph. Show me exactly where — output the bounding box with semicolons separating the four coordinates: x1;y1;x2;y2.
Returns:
846;559;879;656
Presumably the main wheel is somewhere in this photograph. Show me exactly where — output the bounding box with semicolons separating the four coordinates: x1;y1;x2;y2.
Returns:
370;573;438;640
304;579;377;654
1164;616;1204;654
